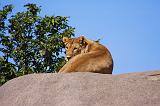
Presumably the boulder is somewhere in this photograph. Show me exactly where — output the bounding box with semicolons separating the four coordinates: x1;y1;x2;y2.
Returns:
0;71;160;106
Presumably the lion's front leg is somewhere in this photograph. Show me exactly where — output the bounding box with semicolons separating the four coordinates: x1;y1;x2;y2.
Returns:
58;62;74;73
58;65;66;73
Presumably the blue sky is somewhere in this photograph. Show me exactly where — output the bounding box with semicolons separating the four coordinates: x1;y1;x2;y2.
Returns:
1;0;160;74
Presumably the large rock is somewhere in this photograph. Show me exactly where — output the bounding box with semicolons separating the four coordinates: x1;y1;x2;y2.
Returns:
0;71;160;106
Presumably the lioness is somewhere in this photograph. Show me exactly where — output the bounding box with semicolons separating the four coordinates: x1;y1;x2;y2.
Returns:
58;36;113;74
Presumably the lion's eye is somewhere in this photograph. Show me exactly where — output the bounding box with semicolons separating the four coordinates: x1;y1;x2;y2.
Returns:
74;48;78;51
65;46;68;49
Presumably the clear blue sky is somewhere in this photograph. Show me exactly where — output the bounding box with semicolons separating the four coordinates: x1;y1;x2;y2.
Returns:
1;0;160;74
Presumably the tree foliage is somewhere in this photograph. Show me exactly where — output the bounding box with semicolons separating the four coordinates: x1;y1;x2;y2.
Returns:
0;3;74;85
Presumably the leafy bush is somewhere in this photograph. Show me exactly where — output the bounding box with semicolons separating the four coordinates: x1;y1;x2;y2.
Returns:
0;3;75;85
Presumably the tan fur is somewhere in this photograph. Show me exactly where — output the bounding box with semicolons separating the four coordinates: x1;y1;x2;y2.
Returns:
58;36;113;74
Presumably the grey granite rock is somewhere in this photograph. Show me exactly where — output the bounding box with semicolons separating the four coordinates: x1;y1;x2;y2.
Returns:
0;71;160;106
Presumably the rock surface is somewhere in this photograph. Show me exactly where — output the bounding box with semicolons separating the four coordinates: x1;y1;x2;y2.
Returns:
0;71;160;106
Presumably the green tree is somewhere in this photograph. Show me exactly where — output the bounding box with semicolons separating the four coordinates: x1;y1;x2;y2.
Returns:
0;57;16;85
0;3;74;85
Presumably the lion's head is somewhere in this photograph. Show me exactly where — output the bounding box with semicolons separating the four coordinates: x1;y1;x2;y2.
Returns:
63;36;88;61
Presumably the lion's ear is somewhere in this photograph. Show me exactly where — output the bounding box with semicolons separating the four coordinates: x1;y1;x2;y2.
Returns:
79;36;85;45
63;37;69;43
